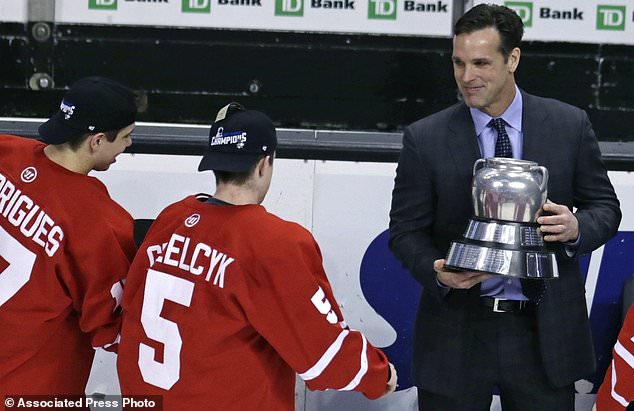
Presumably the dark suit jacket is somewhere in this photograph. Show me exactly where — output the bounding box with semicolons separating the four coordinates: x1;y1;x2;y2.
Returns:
388;90;621;396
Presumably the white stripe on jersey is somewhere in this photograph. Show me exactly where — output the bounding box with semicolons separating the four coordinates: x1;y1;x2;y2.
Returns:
299;329;349;381
614;339;634;369
338;334;368;392
611;340;634;406
99;333;121;350
610;359;630;407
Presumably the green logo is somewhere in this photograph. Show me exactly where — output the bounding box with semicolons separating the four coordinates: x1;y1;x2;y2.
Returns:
275;0;303;16
182;0;211;13
505;1;532;27
368;0;396;20
596;5;625;30
89;0;117;10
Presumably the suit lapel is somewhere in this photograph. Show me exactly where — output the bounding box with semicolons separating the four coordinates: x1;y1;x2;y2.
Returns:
447;103;481;170
521;91;550;163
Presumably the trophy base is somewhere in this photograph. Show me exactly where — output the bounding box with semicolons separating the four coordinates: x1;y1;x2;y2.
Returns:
445;241;559;279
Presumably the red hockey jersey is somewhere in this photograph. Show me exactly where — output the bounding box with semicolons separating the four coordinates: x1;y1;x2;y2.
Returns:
0;134;136;396
117;194;389;410
596;305;634;410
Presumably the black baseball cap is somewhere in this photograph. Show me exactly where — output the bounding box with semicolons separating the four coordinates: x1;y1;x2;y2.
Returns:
38;76;137;144
198;102;277;173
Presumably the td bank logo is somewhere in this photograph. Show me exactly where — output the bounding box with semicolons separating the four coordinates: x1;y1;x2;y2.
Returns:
183;0;211;13
596;5;625;30
276;0;303;16
505;1;533;27
369;0;396;20
89;0;116;9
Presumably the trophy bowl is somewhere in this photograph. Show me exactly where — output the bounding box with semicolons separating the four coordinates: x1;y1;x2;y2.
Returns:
445;158;559;279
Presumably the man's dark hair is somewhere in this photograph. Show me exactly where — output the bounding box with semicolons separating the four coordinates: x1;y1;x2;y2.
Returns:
65;129;120;151
454;4;524;61
213;154;274;185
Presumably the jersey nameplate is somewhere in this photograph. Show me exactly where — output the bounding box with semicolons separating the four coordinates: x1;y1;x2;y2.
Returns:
0;171;64;257
145;233;235;288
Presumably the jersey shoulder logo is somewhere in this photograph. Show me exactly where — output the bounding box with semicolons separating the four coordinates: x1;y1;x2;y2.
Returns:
184;213;201;227
20;166;37;183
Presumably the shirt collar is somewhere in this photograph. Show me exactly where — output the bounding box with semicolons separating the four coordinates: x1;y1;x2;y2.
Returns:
470;85;523;136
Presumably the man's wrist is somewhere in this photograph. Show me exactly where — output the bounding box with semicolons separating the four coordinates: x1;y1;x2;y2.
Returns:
563;233;581;257
436;277;450;289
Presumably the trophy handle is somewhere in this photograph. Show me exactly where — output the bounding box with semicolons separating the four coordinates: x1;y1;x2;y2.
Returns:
473;158;487;176
532;165;549;191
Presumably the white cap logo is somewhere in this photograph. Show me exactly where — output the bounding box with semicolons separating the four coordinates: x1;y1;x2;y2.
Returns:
20;166;37;183
60;101;75;120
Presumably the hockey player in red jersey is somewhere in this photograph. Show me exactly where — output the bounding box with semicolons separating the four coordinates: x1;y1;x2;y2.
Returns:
117;102;397;410
595;304;634;410
0;77;137;397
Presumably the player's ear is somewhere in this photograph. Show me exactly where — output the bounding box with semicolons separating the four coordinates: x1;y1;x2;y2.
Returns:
87;132;106;152
256;156;269;177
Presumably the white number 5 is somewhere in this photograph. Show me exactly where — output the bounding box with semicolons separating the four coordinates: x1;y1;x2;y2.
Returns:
311;286;338;324
138;269;194;390
0;226;36;307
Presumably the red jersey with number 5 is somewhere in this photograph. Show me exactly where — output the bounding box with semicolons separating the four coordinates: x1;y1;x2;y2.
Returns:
117;194;389;410
0;134;136;396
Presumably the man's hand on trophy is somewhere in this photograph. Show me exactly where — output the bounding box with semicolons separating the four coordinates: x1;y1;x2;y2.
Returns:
434;259;492;289
536;200;579;243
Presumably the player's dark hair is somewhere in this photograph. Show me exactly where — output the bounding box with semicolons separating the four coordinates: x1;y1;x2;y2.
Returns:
454;4;524;61
213;154;274;185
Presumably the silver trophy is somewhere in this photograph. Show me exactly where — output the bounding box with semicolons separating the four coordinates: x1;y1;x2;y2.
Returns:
445;158;559;279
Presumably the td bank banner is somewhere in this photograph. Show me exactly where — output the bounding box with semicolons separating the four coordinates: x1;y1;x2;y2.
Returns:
2;0;632;44
477;0;634;45
52;0;453;37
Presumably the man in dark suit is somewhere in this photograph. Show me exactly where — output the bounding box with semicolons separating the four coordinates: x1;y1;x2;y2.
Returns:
388;4;621;410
